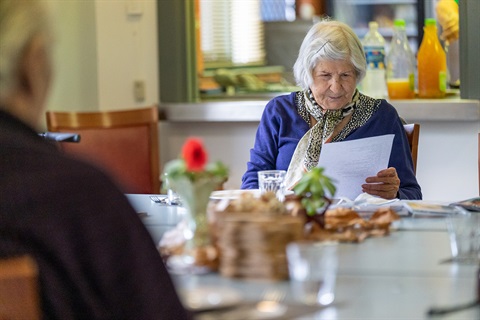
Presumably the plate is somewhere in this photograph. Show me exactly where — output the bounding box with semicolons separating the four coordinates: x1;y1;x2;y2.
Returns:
403;201;469;217
180;286;243;311
210;189;261;200
210;189;294;200
450;197;480;212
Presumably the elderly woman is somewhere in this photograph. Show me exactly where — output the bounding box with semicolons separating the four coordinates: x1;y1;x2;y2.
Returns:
241;20;421;200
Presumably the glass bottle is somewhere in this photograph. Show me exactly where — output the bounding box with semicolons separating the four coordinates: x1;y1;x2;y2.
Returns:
386;19;416;99
417;18;447;98
361;21;388;99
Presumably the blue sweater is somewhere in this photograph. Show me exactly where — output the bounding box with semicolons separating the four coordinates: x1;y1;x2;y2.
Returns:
241;92;422;200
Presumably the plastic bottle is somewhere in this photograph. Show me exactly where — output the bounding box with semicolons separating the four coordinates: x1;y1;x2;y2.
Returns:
361;21;388;99
386;19;416;99
417;18;447;98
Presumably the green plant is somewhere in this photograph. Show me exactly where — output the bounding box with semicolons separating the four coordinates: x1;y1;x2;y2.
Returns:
292;167;336;217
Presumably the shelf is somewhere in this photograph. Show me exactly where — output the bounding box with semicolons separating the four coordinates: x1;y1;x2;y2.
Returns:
160;96;480;123
355;27;418;38
340;0;416;4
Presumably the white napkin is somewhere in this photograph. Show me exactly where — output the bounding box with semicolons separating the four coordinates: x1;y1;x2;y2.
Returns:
334;192;399;208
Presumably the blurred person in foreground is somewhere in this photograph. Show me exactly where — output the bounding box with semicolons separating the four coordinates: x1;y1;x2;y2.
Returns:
0;1;190;319
241;19;421;200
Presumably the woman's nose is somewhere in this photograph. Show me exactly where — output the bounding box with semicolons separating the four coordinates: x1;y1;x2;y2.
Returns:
329;77;342;92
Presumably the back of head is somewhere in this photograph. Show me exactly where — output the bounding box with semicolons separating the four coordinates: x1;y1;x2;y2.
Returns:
0;0;51;106
293;19;366;90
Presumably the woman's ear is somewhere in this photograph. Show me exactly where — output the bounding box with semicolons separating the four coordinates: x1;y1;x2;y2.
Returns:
16;35;52;127
20;35;51;101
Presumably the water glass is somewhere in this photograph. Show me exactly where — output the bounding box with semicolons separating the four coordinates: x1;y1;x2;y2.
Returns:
446;209;480;264
286;241;338;306
257;170;286;201
163;173;179;205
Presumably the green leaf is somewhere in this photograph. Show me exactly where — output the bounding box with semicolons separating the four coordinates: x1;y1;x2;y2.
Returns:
293;179;310;195
292;166;336;216
163;159;187;179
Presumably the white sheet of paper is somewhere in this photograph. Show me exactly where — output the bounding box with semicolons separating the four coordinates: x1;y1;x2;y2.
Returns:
317;134;395;200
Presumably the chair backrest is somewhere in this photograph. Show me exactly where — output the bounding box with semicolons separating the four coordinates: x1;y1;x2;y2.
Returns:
403;123;420;175
0;256;41;320
46;106;160;194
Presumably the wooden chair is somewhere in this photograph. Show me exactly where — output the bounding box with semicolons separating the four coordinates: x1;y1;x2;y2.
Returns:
403;123;420;175
46;106;160;194
0;256;41;320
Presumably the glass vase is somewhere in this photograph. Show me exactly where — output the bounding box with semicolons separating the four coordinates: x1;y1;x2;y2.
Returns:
166;176;221;274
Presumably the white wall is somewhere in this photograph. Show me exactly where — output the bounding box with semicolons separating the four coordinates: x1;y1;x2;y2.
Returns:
159;122;259;191
414;121;479;202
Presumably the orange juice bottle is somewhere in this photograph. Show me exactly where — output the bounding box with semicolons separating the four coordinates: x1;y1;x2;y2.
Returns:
386;19;415;99
417;19;447;98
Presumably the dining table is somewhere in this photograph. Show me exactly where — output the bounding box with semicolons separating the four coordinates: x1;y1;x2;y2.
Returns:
126;193;479;319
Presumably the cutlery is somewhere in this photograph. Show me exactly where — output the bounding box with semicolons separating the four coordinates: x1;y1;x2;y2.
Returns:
252;288;287;318
427;300;479;316
137;211;149;218
197;288;288;319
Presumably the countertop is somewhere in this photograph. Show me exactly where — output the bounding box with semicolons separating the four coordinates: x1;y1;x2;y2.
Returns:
159;95;480;122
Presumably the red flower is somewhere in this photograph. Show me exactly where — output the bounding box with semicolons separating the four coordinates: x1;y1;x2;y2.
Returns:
182;137;208;172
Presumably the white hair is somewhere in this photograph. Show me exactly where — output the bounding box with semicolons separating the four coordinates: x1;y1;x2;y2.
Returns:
293;19;366;90
0;0;52;104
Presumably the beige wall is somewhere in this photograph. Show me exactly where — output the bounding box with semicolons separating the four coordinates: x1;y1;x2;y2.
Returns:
45;0;159;119
45;1;98;115
95;1;159;110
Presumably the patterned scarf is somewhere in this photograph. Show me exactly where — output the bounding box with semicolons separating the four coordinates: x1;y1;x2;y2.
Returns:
303;89;358;170
284;89;380;190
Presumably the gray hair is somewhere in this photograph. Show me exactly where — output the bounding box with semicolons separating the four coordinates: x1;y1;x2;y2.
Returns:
293;19;366;90
0;0;52;103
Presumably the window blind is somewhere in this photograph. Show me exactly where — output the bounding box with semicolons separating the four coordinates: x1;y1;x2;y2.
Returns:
199;0;266;68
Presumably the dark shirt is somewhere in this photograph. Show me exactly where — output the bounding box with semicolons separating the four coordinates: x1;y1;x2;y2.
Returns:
0;110;190;319
241;92;422;200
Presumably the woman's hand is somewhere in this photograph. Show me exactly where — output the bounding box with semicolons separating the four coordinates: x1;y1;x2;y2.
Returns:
362;167;400;199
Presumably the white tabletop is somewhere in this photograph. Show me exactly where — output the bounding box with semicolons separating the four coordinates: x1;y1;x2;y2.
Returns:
126;194;479;319
125;193;184;245
336;231;474;278
173;230;478;319
174;272;477;320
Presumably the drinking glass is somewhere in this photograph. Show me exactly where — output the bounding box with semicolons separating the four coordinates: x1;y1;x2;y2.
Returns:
163;173;179;205
257;170;286;201
446;209;480;264
286;241;338;306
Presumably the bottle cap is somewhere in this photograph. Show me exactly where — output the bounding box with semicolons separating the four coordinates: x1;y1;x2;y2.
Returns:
394;19;406;29
368;21;378;29
425;18;436;26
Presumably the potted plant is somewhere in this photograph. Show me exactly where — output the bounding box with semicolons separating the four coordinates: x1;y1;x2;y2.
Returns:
163;137;229;273
290;167;336;228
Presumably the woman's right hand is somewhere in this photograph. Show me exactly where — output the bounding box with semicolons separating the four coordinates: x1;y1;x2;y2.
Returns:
362;167;400;200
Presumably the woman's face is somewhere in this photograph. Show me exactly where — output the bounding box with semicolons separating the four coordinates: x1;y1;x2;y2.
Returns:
310;59;357;110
